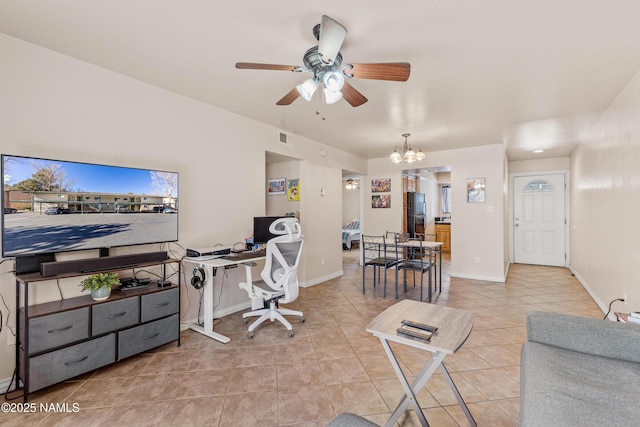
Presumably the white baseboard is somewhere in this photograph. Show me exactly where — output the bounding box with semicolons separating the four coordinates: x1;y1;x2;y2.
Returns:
0;375;18;394
449;271;506;283
300;270;344;288
568;265;608;317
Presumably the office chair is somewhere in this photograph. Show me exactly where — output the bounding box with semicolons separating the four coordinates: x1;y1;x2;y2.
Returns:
238;217;305;338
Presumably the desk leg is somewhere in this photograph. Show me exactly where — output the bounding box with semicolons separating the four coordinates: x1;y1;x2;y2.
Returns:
380;338;445;427
440;364;477;426
188;264;231;344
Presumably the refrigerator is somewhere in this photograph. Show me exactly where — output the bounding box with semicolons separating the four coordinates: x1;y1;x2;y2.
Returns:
406;192;425;237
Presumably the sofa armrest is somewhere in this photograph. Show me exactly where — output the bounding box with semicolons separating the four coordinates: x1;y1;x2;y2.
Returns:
526;311;640;363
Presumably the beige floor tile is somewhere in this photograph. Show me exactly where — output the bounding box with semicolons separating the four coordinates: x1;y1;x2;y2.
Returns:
326;382;389;416
6;256;606;427
319;358;370;385
278;385;335;424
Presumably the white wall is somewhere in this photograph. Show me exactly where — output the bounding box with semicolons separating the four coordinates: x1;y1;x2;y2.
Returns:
342;185;360;225
569;68;640;315
365;144;508;282
0;34;366;383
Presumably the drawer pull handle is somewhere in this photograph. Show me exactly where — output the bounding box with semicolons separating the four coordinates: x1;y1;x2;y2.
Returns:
154;302;170;308
143;332;160;340
107;311;127;318
48;325;73;334
64;355;88;366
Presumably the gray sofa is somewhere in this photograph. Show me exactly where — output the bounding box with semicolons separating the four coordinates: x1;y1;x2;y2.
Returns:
520;311;640;426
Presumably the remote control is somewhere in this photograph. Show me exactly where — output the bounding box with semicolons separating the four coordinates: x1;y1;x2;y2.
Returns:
396;327;432;342
401;320;438;333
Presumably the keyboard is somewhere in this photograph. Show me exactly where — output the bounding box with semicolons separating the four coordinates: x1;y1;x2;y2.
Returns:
222;250;266;261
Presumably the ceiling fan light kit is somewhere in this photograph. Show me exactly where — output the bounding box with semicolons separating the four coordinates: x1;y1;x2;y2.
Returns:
390;133;424;164
345;178;358;190
235;15;410;108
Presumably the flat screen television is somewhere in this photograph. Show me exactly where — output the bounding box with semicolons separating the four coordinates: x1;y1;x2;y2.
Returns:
253;216;286;244
2;154;179;258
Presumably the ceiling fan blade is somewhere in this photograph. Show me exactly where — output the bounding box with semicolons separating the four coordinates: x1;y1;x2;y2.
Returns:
318;15;347;66
276;87;301;105
236;62;301;72
342;82;368;107
345;62;411;81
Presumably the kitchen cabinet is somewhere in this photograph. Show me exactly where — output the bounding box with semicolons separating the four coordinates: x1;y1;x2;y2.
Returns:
435;224;451;253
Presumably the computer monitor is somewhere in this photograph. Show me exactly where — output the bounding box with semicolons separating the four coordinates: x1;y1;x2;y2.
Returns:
253;216;285;244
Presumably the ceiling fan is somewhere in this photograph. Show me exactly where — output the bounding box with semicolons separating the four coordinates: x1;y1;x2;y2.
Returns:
236;15;410;107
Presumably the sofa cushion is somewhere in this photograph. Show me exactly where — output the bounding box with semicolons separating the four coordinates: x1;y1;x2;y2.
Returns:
520;341;640;426
526;311;640;363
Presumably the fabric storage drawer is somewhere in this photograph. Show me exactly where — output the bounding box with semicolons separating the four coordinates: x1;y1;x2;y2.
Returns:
28;333;115;392
92;297;139;336
141;288;179;322
118;313;179;360
28;307;89;354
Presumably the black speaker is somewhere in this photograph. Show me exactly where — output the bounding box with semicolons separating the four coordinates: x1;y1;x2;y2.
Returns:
15;253;56;275
191;267;205;289
40;251;168;276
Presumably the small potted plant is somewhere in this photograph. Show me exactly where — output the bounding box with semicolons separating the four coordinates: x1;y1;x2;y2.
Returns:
80;272;120;301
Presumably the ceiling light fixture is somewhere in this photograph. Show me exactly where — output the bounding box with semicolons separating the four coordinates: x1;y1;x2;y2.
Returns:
533;149;544;153
344;178;358;190
297;70;346;105
389;133;425;164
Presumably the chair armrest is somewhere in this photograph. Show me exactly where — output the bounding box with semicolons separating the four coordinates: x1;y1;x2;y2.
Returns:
526;311;640;363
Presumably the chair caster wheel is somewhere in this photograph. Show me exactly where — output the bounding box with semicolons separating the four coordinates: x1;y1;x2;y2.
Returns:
288;330;294;337
243;318;248;324
248;331;254;338
300;316;306;323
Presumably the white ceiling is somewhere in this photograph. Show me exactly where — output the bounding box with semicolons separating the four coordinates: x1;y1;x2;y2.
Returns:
2;1;640;161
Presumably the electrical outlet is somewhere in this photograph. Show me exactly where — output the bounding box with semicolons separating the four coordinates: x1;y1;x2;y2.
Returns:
475;256;480;264
321;257;325;265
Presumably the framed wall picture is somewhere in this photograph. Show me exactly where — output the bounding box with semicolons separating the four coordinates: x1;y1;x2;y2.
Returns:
267;178;286;195
287;179;300;201
467;178;486;203
371;194;391;208
371;178;391;193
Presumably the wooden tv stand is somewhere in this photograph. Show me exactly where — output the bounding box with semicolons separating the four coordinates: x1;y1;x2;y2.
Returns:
14;258;181;402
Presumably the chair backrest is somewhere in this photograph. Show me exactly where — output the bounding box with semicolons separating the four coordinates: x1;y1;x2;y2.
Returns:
362;235;385;262
416;233;437;242
406;237;427;264
261;218;304;303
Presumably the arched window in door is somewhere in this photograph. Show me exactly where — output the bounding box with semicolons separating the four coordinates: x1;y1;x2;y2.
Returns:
522;179;554;193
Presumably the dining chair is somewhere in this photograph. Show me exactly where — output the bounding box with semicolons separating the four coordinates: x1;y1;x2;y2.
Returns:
416;232;440;293
397;237;434;301
361;235;400;298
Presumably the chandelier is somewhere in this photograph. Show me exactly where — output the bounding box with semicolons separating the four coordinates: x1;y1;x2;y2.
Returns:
344;178;358;190
389;133;425;164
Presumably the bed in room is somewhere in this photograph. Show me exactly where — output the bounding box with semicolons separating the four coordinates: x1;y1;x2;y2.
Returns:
342;219;360;250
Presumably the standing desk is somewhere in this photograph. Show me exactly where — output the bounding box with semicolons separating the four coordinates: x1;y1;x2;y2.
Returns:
184;252;265;343
366;299;476;427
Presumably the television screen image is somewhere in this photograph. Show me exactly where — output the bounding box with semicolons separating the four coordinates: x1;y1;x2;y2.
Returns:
2;154;179;258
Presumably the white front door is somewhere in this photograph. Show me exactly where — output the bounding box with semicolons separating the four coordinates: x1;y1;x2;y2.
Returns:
513;174;566;266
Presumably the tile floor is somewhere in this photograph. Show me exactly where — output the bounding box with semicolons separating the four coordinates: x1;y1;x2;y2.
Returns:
1;251;603;426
